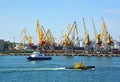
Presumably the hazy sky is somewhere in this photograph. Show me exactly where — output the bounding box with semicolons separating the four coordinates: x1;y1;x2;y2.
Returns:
0;0;120;43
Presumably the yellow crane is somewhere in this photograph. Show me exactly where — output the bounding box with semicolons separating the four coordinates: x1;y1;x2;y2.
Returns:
19;38;25;50
20;28;33;47
37;26;56;46
92;18;102;47
63;24;71;46
71;21;78;46
82;17;90;47
101;17;113;47
63;21;78;46
36;20;45;46
43;28;56;46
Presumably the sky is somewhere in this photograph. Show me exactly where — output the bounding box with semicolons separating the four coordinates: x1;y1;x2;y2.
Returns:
0;0;120;44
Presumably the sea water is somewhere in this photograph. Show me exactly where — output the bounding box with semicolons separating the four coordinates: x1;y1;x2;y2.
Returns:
0;56;120;82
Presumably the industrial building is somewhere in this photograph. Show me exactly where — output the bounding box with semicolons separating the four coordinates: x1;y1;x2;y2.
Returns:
0;39;4;51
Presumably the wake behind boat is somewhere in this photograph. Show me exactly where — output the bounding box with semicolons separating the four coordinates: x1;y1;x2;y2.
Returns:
27;51;52;61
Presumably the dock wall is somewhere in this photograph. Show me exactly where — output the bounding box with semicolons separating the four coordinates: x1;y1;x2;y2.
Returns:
0;52;120;57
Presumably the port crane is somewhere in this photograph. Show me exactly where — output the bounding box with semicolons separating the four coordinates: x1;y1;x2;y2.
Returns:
92;18;102;52
101;17;114;50
82;17;91;51
42;28;56;47
36;21;56;50
45;29;56;46
36;20;45;47
63;24;71;46
19;39;25;50
20;28;33;49
63;21;78;47
71;21;78;46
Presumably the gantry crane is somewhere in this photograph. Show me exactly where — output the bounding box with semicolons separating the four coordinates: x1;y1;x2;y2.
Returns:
82;17;91;49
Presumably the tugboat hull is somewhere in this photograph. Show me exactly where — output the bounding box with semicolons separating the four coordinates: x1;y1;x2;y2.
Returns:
66;66;95;70
26;51;52;61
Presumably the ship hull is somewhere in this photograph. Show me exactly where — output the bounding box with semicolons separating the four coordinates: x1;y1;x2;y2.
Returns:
27;56;52;61
66;66;95;70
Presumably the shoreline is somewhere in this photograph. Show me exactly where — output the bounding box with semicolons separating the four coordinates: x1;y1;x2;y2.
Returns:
0;52;120;57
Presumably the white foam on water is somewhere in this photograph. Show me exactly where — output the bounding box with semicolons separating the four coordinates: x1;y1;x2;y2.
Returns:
0;67;67;72
1;67;92;72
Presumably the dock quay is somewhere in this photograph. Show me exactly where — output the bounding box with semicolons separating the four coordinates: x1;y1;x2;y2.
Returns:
0;50;120;56
0;52;120;57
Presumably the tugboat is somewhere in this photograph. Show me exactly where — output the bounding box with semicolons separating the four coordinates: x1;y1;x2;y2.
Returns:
27;51;52;61
66;62;95;70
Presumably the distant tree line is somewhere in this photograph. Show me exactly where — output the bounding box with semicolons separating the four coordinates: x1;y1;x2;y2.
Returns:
4;41;16;51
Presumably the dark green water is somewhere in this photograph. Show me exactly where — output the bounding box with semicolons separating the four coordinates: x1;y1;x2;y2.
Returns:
0;56;120;82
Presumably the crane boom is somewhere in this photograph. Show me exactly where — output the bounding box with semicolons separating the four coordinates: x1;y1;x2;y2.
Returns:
91;18;97;39
67;24;72;36
62;21;78;46
71;21;78;46
67;21;78;36
72;21;78;34
36;20;45;45
20;28;33;46
82;17;90;46
82;17;87;36
36;20;40;41
101;17;108;40
101;17;113;46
